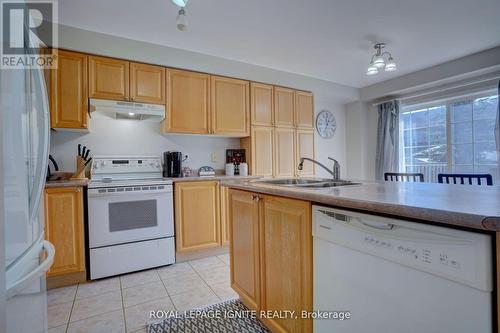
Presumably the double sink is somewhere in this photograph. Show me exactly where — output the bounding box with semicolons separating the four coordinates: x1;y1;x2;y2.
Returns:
252;178;360;189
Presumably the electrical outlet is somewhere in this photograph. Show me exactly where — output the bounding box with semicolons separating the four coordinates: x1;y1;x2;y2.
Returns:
211;152;217;163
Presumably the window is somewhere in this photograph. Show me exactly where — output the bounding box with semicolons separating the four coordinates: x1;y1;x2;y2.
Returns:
400;93;498;183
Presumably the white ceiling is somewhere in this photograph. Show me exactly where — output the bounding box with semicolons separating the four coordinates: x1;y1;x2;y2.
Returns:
59;0;500;88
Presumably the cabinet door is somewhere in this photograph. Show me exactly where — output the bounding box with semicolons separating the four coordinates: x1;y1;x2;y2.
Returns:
49;50;88;129
260;195;312;333
174;181;220;252
228;189;260;311
274;127;296;177
295;91;314;129
130;62;165;104
296;129;315;176
164;69;210;134
89;56;129;100
220;185;230;246
251;126;274;177
211;76;250;136
274;86;295;127
44;187;85;277
251;83;273;126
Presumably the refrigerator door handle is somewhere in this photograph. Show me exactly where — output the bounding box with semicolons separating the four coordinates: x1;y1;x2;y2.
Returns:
6;240;55;299
28;66;51;223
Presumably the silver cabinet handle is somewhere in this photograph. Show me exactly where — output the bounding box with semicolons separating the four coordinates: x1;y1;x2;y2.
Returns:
319;224;332;230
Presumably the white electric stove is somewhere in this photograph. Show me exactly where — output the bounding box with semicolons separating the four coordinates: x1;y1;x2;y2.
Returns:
88;155;175;279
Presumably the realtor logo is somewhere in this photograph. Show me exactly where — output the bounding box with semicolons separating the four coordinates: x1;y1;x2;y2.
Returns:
1;0;58;68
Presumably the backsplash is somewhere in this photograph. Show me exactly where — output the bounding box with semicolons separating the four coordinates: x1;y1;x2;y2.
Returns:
49;117;241;174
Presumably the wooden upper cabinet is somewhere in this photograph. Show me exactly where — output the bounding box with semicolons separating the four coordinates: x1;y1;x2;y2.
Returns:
89;56;129;101
229;189;261;311
251;83;273;126
274;127;296;177
164;69;210;134
174;181;220;252
260;195;312;333
211;76;250;136
274;86;295;127
130;62;165;104
295;91;314;129
296;129;315;177
251;126;274;177
49;50;88;129
44;187;85;277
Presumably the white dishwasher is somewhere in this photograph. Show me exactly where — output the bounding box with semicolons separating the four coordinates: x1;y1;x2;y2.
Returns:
313;205;493;333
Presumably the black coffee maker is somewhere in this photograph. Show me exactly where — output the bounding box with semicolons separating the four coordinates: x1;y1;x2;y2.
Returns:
164;151;183;177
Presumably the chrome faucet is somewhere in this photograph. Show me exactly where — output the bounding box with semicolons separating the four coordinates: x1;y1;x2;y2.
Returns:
298;157;340;180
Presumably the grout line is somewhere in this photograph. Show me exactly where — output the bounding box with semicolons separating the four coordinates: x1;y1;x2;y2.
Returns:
157;268;178;312
64;284;79;332
119;275;128;333
187;258;223;302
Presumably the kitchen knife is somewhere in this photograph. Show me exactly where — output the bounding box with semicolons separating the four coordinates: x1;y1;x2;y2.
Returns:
78;144;81;157
84;149;91;161
84;158;92;166
81;146;87;158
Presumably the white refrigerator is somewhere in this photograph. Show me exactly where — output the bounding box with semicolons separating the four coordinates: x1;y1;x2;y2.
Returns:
0;56;55;331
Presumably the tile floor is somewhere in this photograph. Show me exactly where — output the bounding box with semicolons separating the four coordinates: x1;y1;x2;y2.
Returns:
47;254;237;333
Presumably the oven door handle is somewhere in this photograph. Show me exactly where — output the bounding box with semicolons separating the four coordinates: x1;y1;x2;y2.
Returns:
87;189;172;198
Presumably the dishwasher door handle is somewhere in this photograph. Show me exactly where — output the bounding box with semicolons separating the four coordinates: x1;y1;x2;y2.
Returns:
361;220;395;230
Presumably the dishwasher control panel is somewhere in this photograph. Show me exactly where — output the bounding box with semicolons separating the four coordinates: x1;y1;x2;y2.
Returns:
313;206;493;291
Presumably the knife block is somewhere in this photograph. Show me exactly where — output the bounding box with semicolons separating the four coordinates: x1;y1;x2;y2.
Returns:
71;156;88;180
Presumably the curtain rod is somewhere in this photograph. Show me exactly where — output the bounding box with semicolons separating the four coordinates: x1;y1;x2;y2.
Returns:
372;71;500;107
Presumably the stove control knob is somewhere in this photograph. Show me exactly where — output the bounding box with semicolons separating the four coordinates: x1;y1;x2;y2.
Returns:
93;162;99;169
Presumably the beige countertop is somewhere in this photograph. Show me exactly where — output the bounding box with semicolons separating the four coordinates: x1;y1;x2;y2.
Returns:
45;172;89;188
221;179;500;232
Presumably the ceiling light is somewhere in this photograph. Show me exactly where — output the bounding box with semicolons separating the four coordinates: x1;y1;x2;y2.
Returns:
366;42;397;75
176;8;188;31
128;112;135;116
366;63;378;75
171;0;188;7
384;56;397;71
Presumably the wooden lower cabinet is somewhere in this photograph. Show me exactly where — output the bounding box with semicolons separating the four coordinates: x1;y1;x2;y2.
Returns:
44;187;86;278
228;189;312;333
174;181;221;252
220;185;230;246
228;190;261;310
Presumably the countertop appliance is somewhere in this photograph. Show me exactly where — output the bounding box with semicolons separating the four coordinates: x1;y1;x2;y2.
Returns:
313;205;493;333
1;50;55;331
226;149;246;175
88;155;175;279
198;166;216;177
163;151;184;178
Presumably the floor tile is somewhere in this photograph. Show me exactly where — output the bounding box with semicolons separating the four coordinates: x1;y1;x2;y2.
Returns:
67;310;125;333
210;282;238;301
196;265;230;286
122;281;167;308
130;328;147;333
170;287;220;312
48;285;77;306
124;298;174;332
188;256;226;272
162;273;207;296
76;277;120;299
120;269;160;289
48;301;73;328
70;290;122;323
217;253;230;265
157;262;195;280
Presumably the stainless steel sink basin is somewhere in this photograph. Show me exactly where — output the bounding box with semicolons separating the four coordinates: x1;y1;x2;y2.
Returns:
256;178;325;185
253;178;360;188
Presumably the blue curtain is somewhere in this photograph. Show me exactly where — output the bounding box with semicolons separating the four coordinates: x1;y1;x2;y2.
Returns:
375;100;400;181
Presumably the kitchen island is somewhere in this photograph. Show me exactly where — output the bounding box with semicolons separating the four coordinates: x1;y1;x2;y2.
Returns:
221;179;500;333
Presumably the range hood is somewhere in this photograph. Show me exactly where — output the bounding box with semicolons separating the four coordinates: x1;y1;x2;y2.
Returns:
90;99;165;122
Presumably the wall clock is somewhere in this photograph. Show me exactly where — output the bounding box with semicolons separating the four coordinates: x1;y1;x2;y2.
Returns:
316;110;336;138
